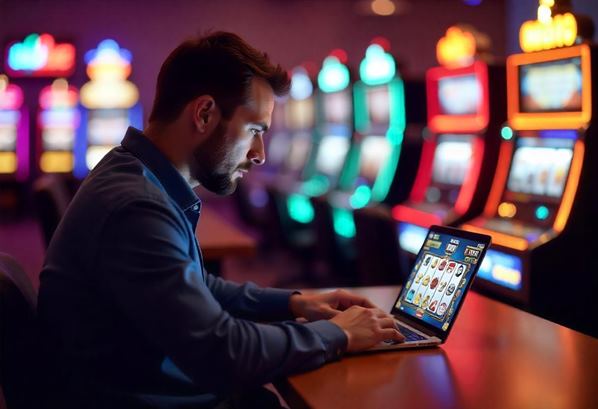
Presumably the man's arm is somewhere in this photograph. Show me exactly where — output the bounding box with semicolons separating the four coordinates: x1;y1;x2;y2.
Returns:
205;274;298;321
97;199;347;393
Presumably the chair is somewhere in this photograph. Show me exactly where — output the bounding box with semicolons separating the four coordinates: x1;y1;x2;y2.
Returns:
0;253;42;409
32;175;72;247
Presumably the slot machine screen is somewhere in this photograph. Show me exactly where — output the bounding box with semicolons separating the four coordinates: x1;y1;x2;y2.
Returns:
315;135;350;176
41;110;77;150
519;57;582;113
86;109;130;170
286;98;315;130
431;135;474;187
285;132;312;172
506;137;574;200
438;74;481;115
0;111;18;151
323;90;351;124
358;136;391;185
366;86;390;125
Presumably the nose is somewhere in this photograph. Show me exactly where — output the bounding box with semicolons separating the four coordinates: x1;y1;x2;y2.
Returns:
247;135;266;166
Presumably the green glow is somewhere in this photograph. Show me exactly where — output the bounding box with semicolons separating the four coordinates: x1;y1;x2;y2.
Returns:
318;56;350;93
302;175;330;197
333;208;356;238
350;185;372;209
535;205;549;220
501;126;514;140
359;44;396;86
287;194;314;224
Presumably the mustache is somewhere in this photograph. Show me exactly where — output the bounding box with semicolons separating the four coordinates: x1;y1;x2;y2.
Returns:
237;163;253;172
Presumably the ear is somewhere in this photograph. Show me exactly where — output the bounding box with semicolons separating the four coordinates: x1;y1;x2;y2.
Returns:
192;95;219;134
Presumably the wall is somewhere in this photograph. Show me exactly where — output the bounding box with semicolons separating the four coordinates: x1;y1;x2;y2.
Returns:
0;0;506;122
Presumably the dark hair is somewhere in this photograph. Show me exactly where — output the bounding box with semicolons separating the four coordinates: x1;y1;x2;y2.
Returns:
149;31;290;123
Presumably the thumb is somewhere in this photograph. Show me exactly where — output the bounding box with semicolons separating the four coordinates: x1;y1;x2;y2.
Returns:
319;305;341;319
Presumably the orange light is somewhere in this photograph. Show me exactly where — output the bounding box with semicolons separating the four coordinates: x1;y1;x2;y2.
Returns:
484;141;514;217
507;45;592;131
39;79;78;110
436;26;477;68
497;202;517;218
40;151;73;173
462;223;529;251
553;140;584;232
0;152;17;173
519;12;577;53
454;137;484;215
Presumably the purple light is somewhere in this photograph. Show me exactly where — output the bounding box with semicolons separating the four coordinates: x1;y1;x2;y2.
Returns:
463;0;482;5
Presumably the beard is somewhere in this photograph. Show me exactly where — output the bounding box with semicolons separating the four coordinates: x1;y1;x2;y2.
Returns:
189;121;249;196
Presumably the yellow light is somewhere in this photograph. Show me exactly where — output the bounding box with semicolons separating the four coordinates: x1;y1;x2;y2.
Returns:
40;151;74;173
0;152;17;173
498;201;517;218
436;26;477;68
371;0;395;16
80;80;139;109
0;75;7;92
492;265;522;286
520;12;577;52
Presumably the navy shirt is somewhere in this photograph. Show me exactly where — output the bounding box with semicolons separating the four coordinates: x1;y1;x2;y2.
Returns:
38;127;347;408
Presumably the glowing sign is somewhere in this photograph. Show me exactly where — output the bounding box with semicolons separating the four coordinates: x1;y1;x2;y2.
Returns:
0;75;24;110
359;43;396;86
80;39;139;109
436;26;477;68
519;1;578;52
6;33;76;77
289;66;313;100
317;51;350;93
39;79;78;110
477;249;522;291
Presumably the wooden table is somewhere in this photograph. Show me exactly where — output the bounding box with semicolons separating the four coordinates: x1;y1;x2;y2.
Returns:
195;206;256;261
276;286;598;409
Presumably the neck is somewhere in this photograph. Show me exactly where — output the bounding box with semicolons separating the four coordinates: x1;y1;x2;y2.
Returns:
144;121;184;167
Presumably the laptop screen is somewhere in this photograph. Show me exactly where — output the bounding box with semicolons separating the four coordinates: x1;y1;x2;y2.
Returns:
393;227;488;333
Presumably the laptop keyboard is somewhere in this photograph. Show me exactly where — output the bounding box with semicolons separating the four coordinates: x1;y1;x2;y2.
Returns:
384;323;427;344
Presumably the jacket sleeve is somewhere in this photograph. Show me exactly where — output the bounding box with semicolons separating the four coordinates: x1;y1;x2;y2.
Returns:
206;273;299;321
97;198;347;393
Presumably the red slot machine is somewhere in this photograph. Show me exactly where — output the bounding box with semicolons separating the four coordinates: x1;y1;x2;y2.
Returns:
392;26;505;265
461;1;597;335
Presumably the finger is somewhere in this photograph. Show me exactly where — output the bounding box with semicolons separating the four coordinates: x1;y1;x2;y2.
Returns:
374;308;393;319
337;291;377;309
378;317;397;329
379;328;406;342
319;306;341;319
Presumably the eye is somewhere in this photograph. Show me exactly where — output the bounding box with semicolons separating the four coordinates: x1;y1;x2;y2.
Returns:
249;128;262;137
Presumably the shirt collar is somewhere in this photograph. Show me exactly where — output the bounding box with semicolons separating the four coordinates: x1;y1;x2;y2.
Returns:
121;127;200;213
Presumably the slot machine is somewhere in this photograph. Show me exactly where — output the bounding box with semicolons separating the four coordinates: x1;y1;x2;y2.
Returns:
75;39;142;178
37;79;80;175
392;26;505;263
461;0;597;334
281;50;353;228
0;75;28;212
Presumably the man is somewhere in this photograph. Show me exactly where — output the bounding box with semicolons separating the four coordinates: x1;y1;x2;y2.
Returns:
38;32;404;409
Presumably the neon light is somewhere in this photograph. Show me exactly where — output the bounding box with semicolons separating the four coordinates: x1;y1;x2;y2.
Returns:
39;78;78;110
318;55;350;93
302;175;330;197
535;205;549;220
554;140;584;232
287;194;314;224
483;141;514;217
436;26;477;68
6;33;76;77
0;75;24;110
398;223;428;255
40;152;73;173
427;61;490;133
371;0;396;16
332;207;355;238
81;39;139;109
501;126;514;140
360;44;396;86
507;45;592;130
519;1;577;53
392;204;443;227
477;249;523;291
462;223;528;251
498;202;517;218
289;67;313;100
409;139;436;202
350;185;372;209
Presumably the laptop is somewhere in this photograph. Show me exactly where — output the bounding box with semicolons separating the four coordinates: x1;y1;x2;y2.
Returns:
369;225;491;351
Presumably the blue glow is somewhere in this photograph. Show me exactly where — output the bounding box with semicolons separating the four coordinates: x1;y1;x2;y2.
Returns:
290;67;313;100
463;0;482;5
501;126;514;140
477;249;522;291
249;187;268;208
0;110;20;123
535;205;549;220
398;223;428;255
7;34;45;71
538;130;578;140
84;39;132;65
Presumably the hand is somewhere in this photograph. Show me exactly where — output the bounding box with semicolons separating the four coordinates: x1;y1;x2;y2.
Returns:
330;306;405;352
289;289;377;321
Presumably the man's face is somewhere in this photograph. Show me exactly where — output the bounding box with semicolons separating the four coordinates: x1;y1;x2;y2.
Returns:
190;78;274;195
